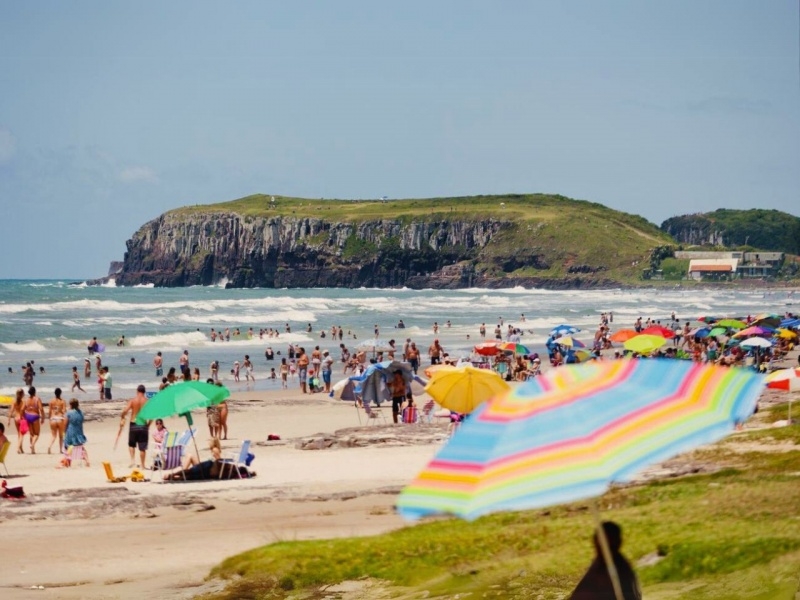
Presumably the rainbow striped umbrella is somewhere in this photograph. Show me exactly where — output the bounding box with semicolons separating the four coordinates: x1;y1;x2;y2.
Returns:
396;360;763;521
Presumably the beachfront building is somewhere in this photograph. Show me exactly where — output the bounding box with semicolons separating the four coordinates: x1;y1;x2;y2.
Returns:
687;258;738;281
676;250;784;280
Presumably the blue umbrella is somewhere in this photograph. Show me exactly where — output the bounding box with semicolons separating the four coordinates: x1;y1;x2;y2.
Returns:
352;360;415;406
549;324;580;336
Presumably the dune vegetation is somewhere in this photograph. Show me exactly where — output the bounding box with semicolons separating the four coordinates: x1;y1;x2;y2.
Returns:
201;403;800;600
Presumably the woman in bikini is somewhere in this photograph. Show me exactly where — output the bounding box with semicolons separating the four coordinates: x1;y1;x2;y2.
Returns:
7;388;25;453
23;386;45;454
47;387;67;454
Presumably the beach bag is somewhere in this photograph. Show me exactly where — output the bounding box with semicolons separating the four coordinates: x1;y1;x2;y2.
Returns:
402;406;418;424
19;419;29;435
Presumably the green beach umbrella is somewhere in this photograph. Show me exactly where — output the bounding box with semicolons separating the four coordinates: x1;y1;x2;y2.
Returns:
136;381;230;458
715;319;746;330
623;334;667;355
708;327;727;337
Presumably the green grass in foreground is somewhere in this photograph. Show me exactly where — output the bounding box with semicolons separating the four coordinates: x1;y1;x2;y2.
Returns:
202;411;800;600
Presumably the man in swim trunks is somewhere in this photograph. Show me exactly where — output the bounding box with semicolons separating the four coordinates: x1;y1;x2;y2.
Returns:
121;384;150;469
153;351;163;377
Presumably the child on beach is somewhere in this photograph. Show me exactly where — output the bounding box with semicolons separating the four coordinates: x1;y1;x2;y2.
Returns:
71;366;85;393
280;358;289;389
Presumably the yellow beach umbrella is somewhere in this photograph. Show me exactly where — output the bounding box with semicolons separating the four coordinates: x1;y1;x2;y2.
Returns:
424;365;510;415
623;334;667;355
776;328;797;340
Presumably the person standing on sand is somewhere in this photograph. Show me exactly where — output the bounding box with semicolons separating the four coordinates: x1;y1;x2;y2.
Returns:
569;521;641;600
297;348;309;394
7;389;25;453
321;350;333;393
101;366;112;400
120;385;150;469
64;399;88;464
47;388;67;454
23;387;45;454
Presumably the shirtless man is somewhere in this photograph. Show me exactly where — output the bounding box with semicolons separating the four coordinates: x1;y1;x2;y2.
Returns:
428;339;443;365
153;351;163;377
179;350;189;377
121;385;150;469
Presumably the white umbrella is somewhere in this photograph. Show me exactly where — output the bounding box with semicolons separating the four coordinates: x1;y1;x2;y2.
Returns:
739;337;773;348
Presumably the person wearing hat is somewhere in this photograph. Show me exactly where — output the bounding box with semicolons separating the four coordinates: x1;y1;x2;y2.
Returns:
321;350;334;393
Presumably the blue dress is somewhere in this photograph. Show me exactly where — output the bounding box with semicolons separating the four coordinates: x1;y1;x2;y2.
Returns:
64;409;87;447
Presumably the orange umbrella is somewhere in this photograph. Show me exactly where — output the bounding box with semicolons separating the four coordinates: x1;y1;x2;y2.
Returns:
609;329;638;343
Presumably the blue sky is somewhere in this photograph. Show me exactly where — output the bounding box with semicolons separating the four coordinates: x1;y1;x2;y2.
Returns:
1;1;798;279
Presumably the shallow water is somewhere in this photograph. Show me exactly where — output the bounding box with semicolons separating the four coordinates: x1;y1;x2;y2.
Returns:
0;279;795;398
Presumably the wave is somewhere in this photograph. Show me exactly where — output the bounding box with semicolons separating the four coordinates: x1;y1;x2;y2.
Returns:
133;283;155;288
0;341;48;352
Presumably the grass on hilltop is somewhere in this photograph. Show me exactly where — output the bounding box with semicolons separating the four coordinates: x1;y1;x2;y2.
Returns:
167;194;674;283
200;405;800;600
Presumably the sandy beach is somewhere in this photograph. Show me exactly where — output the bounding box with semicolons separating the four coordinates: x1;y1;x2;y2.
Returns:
0;386;450;599
1;357;797;600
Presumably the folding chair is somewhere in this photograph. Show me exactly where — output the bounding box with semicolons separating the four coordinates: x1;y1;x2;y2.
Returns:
363;402;387;425
0;441;10;476
160;445;186;482
66;445;89;467
419;399;436;424
219;440;251;479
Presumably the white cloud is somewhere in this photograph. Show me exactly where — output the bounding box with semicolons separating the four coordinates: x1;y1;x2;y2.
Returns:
119;165;158;183
0;127;16;163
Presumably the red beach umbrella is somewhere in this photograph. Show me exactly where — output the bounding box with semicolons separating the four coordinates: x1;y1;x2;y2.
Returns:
641;325;675;339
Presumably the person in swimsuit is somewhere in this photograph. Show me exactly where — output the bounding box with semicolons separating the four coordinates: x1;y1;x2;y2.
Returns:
47;387;67;454
6;388;25;453
217;381;229;440
71;366;85;393
23;386;45;454
84;358;91;379
121;384;150;469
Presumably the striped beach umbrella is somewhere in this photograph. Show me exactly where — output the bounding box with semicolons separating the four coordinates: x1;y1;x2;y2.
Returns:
396;360;763;521
766;368;800;392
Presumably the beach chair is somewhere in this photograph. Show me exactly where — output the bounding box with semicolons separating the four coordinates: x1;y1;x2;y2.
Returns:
219;440;251;479
102;461;129;483
363;402;387;425
0;441;10;476
66;445;89;467
419;399;436;424
161;445;186;482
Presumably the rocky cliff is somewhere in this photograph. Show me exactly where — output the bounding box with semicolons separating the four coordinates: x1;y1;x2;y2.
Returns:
112;194;673;288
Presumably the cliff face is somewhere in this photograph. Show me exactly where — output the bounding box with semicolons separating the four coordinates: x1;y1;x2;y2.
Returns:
660;215;726;246
117;212;509;288
661;210;800;254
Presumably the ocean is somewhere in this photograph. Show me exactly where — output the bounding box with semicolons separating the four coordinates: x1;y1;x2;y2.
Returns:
0;279;795;398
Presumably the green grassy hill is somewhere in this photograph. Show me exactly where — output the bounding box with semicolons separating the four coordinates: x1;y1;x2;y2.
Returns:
167;193;673;285
661;209;800;255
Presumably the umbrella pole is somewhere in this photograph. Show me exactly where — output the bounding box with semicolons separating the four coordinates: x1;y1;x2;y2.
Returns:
183;413;201;460
592;502;624;600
